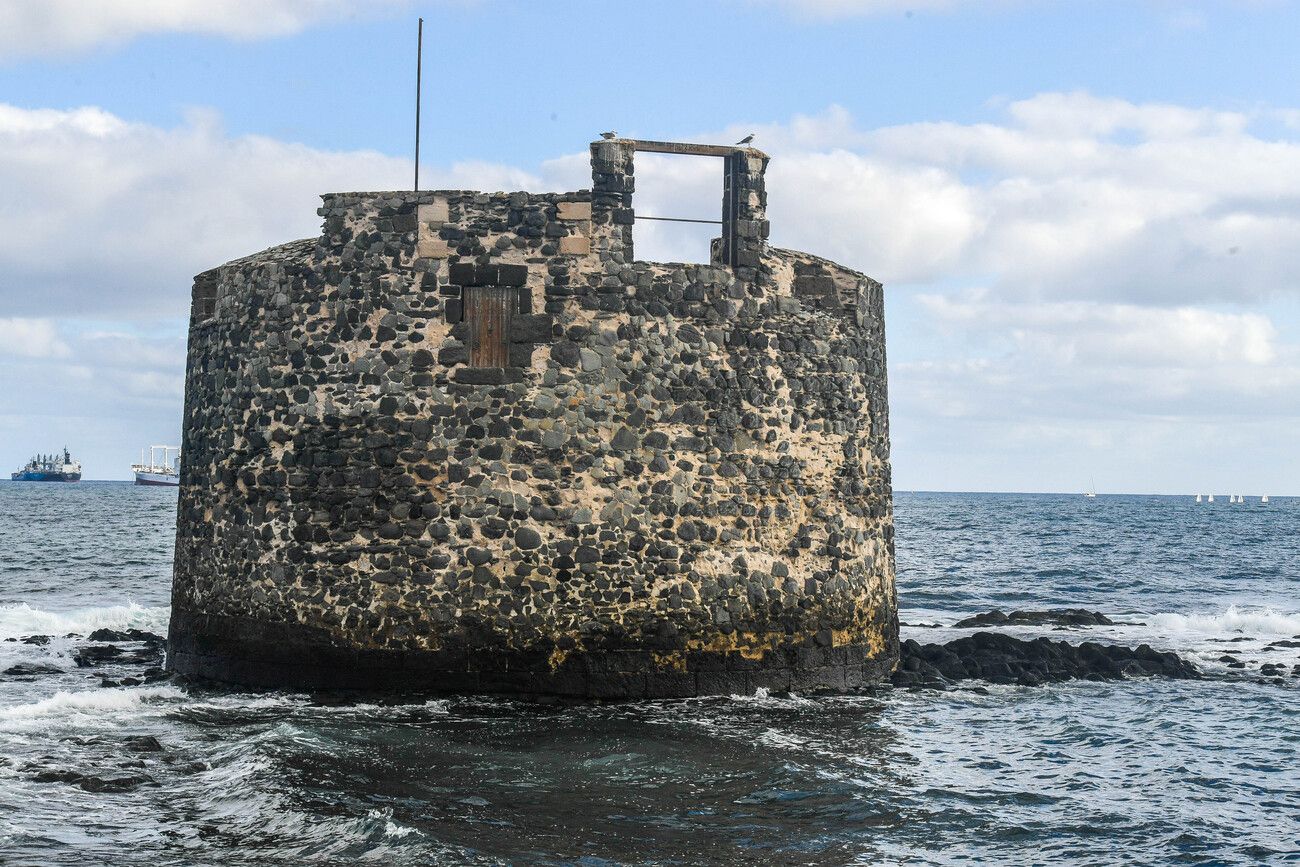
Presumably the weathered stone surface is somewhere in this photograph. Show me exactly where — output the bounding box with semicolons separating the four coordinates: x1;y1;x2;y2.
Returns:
169;138;897;698
952;609;1117;629
557;201;592;221
891;633;1200;689
558;234;590;255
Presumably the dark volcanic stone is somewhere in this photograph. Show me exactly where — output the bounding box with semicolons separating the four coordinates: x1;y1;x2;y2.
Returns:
514;527;542;550
123;735;164;753
74;645;124;667
952;609;1116;629
890;632;1199;689
4;662;62;676
77;774;155;793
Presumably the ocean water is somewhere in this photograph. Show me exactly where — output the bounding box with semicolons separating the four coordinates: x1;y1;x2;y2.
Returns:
0;483;1296;866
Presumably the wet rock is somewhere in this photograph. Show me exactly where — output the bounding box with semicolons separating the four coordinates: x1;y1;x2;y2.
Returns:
74;639;165;669
74;645;124;667
31;770;85;784
891;632;1199;689
1266;639;1300;649
77;774;155;793
88;628;165;645
19;635;52;646
952;609;1117;629
4;663;62;676
124;735;164;752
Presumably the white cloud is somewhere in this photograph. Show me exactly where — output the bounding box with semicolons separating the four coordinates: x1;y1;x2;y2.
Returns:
0;0;409;61
0;103;543;319
0;319;71;359
895;293;1300;443
4;94;1300;490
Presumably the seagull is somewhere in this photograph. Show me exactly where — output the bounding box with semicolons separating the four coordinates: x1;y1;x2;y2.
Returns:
735;133;755;145
600;131;617;140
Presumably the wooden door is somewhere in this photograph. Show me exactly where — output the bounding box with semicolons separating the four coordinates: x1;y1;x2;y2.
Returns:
466;286;514;368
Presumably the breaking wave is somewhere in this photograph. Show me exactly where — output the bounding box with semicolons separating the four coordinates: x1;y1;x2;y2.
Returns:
1147;605;1300;637
0;601;169;640
0;685;183;725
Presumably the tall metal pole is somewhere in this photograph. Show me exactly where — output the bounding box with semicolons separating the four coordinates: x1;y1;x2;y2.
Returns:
414;17;423;191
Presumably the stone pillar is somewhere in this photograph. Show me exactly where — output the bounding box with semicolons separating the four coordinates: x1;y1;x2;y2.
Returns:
589;139;636;264
718;150;770;281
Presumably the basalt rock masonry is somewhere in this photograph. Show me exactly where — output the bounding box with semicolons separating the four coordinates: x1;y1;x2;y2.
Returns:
168;138;898;697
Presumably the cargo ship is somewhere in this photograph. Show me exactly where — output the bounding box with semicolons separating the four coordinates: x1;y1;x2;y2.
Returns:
11;448;82;482
132;445;180;486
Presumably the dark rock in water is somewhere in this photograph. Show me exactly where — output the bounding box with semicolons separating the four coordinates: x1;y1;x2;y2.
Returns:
31;770;85;784
77;774;155;793
1226;660;1246;669
74;639;165;669
4;663;62;676
88;628;165;646
123;736;163;753
141;667;170;683
891;632;1199;689
952;609;1116;629
74;645;124;667
1266;639;1300;649
20;635;52;646
29;766;155;792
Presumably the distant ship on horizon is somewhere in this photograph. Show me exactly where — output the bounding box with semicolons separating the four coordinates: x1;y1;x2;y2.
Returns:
11;447;81;482
132;445;180;487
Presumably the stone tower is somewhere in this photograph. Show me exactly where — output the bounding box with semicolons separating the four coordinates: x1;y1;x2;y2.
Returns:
168;138;898;697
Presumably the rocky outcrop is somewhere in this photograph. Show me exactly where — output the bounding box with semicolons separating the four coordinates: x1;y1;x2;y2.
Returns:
952;609;1117;628
891;632;1199;688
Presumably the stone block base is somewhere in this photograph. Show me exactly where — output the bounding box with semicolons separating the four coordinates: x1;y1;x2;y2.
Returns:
166;611;898;699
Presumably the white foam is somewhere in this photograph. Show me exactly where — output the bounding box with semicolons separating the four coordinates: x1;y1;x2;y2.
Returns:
365;808;423;840
728;686;815;707
1147;605;1300;637
0;685;183;725
0;601;169;640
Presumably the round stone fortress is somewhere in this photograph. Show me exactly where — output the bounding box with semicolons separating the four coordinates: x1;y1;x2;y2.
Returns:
168;138;898;697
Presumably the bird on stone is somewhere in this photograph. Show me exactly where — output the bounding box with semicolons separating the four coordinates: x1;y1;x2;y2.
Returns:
735;133;755;145
601;131;617;139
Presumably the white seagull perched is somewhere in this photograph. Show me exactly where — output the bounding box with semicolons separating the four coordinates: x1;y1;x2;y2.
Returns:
735;133;755;145
600;130;617;139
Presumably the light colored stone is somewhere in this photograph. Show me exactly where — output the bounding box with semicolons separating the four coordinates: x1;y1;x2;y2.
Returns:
557;201;592;221
419;199;449;225
417;237;450;259
559;234;590;255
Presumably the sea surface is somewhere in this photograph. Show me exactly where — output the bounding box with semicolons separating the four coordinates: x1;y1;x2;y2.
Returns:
0;483;1296;866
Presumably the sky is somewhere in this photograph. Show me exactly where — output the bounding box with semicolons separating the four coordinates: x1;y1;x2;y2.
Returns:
2;0;1299;493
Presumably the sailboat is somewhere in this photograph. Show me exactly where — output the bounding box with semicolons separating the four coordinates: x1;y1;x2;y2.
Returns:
1261;494;1270;503
1084;477;1097;498
1207;494;1215;503
1195;494;1203;503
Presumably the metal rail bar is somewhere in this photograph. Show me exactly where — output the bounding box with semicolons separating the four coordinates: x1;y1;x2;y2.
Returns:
414;18;423;191
636;215;723;225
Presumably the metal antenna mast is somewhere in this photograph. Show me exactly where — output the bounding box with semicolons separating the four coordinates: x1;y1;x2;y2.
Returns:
414;17;423;191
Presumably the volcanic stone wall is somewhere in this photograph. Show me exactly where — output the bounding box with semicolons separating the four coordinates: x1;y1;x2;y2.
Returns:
169;139;898;697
